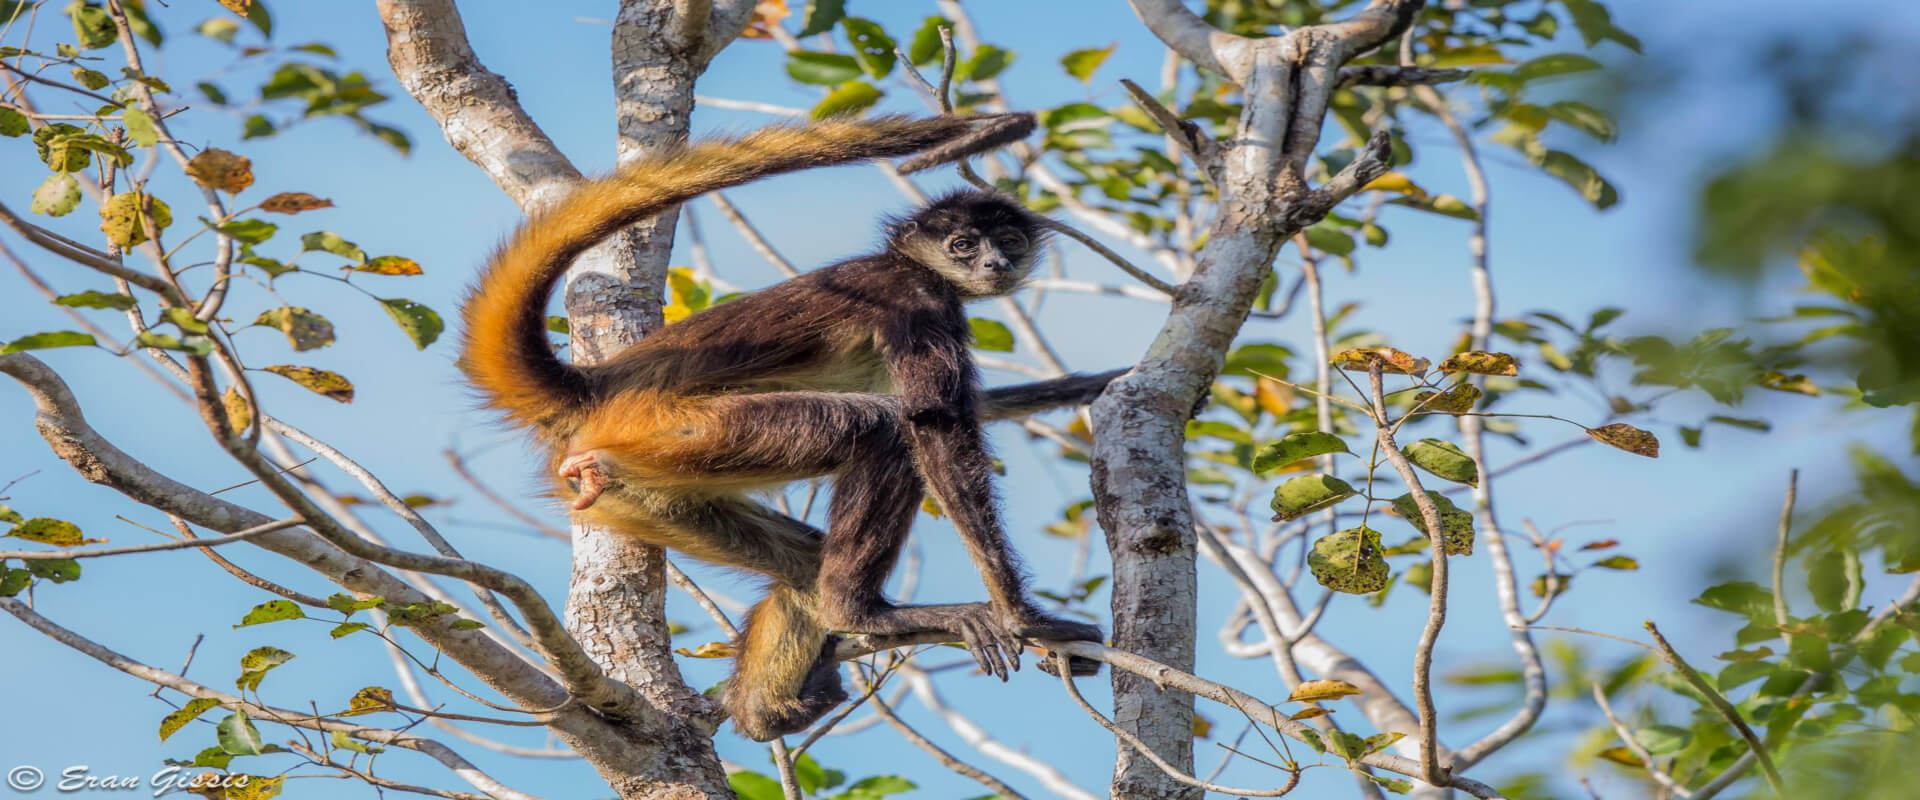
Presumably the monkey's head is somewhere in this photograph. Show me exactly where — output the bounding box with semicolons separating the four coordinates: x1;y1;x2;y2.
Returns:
887;190;1047;298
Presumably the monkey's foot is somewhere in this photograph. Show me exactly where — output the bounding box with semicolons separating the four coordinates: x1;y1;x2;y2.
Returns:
558;451;609;511
1036;652;1103;678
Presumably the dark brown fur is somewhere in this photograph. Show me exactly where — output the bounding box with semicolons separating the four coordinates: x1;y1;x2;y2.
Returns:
458;116;1110;741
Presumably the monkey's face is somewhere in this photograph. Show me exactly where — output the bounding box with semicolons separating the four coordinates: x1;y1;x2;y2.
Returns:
930;224;1035;297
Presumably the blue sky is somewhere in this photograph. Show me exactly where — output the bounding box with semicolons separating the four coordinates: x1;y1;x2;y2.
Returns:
4;1;1918;798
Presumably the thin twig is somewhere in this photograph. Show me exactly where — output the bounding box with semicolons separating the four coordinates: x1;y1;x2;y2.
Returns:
1590;682;1692;798
0;517;302;560
1770;470;1799;629
1642;622;1784;796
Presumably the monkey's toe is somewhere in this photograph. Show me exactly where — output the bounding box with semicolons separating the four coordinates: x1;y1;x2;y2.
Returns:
558;452;609;510
1036;652;1102;678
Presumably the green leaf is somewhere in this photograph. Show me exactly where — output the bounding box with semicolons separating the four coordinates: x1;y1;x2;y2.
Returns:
794;0;845;37
1060;44;1114;82
839;17;895;79
235;646;296;692
326;592;384;616
216;710;266;755
1221;342;1292;378
330;622;370;639
133;331;213;356
785;51;862;86
1304;223;1354;256
242;114;275;139
906;16;950;66
843;775;916;797
2;331;98;354
728;771;783;800
1514;53;1603;82
1806;548;1861;613
1402;438;1479;486
1185;420;1252;445
1591;555;1639;570
123;107;159;147
1634;724;1691;755
1272;475;1358;522
299;230;366;263
24;557;80;583
0;107;28;137
1370;774;1414;794
0;568;30;597
162;307;211;335
811;80;883;119
69;1;118;49
330;730;384;754
53;291;137;312
159;697;222;741
959;45;1014;82
968;318;1014;352
0;505;19;524
1545;100;1615;141
216;218;278;244
1251;432;1350;475
1305;521;1382;590
1536;150;1618;209
234;599;305;628
31;173;81;217
377;298;443;349
1693;581;1772;618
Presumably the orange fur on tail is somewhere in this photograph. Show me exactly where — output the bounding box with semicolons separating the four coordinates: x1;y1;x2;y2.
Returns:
456;114;1036;434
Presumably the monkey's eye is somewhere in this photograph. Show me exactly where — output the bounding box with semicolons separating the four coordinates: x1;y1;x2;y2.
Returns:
997;234;1028;253
949;237;977;254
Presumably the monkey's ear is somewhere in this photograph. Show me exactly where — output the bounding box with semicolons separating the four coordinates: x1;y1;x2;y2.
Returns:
889;220;919;239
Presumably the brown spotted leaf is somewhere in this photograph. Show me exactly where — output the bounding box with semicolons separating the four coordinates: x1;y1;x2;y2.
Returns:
1308;526;1389;594
1388;493;1474;556
98;192;173;248
1288;679;1363;703
344;686;396;716
262;365;354;402
1414;383;1482;414
159;697;222;742
221;388;253;435
1289;707;1331;721
1402;438;1479;486
355;255;422;276
185;148;254;193
1588;423;1659;458
253;307;335;351
1333;347;1429;376
259;192;333;214
6;517;105;546
1438;351;1520;376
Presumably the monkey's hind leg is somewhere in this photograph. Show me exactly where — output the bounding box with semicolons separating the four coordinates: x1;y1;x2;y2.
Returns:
727;583;847;742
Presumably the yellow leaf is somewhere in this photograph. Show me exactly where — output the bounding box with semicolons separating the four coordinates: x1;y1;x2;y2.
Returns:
98;192;173;248
1438;351;1519;376
357;256;423;276
1413;383;1482;414
185;148;254;194
1588;423;1659;458
1254;377;1293;415
222;387;252;434
1287;679;1363;703
1361;171;1427;198
1191;713;1213;739
262;365;354;403
1289;706;1331;721
1597;746;1643;767
674;641;736;659
920;496;944;518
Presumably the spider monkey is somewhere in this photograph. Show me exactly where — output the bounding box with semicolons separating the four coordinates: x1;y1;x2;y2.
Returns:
459;114;1114;741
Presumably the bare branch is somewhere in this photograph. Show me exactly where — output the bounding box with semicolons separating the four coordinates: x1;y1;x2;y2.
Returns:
0;517;301;560
1;598;545;800
1125;0;1253;81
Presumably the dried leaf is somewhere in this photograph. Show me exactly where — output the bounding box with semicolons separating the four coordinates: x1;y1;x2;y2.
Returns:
345;686;396;715
185;148;254;193
1588;423;1659;458
222;387;253;434
253;307;334;351
259;192;333;214
356;256;422;276
1413;383;1482;414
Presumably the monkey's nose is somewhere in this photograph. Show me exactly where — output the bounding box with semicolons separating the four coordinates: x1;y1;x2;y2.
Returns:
984;258;1013;273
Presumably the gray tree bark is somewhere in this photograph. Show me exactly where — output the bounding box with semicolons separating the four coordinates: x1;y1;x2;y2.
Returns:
1096;2;1426;797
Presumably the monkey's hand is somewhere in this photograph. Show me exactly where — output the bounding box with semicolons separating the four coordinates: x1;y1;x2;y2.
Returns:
945;604;1027;681
557;451;611;511
1006;606;1105;678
